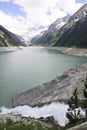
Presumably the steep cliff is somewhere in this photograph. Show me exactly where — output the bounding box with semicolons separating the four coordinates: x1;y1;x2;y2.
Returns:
54;3;87;47
0;25;24;47
31;15;70;46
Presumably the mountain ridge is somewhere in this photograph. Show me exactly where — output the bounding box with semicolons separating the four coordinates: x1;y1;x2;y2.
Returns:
0;25;25;47
54;3;87;47
31;3;87;48
30;15;70;45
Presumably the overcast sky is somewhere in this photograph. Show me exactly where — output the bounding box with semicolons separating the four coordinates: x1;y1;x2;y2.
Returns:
0;0;87;34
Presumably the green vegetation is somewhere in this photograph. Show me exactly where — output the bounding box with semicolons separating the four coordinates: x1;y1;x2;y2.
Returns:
65;88;85;129
6;118;14;125
0;118;58;130
83;77;87;121
45;36;58;45
83;77;87;99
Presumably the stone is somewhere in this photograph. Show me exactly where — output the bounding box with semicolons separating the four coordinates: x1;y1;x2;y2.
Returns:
12;63;87;107
67;122;87;130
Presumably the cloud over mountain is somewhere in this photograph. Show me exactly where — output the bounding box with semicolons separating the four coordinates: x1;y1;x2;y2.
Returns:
0;0;84;34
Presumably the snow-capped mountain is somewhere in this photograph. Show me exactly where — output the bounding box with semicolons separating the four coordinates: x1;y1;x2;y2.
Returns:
30;15;70;45
54;3;87;47
31;3;87;48
21;26;48;45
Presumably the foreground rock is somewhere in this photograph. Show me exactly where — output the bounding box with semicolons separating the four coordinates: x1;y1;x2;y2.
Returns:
67;122;87;130
13;63;87;107
0;114;59;129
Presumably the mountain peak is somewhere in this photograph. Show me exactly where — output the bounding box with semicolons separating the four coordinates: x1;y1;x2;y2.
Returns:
48;14;70;30
31;3;87;47
68;3;87;23
30;15;70;45
54;3;87;47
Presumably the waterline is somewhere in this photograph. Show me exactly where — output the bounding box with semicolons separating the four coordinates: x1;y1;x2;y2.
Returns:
0;47;87;107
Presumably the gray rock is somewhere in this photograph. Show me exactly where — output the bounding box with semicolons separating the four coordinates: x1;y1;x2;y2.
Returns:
0;114;58;128
12;63;87;107
67;122;87;130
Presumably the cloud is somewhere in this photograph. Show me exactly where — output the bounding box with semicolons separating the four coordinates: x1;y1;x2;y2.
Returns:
0;0;10;2
0;9;30;34
13;0;83;25
0;0;84;34
13;0;67;26
57;0;83;14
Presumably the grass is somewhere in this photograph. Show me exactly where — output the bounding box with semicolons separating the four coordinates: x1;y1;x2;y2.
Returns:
0;117;85;130
0;119;58;130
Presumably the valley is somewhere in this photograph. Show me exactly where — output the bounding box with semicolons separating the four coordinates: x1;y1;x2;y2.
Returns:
0;2;87;130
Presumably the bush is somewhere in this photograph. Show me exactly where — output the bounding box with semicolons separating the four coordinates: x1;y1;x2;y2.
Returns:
6;118;14;125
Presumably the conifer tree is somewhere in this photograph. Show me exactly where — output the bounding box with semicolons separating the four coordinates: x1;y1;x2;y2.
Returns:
83;77;87;120
68;88;79;108
83;77;87;99
66;88;81;124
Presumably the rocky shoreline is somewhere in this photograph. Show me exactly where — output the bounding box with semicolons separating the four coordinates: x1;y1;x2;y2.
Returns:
1;47;87;129
1;46;86;107
12;63;87;107
46;47;87;57
0;46;23;52
0;46;87;57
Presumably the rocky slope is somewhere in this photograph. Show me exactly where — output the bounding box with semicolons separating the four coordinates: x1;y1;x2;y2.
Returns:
54;3;87;47
0;114;59;130
31;3;87;47
67;122;87;130
12;63;87;107
0;25;25;47
31;15;70;45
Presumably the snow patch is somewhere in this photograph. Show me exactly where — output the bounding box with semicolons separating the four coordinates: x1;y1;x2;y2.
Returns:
0;102;85;126
0;102;68;126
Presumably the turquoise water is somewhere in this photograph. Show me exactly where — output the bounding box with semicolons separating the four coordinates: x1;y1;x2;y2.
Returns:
0;47;87;107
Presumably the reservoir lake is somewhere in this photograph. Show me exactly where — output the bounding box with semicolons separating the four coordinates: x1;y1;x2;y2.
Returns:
0;47;87;107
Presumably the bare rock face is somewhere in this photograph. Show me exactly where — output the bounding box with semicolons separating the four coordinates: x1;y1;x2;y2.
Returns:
55;3;87;47
0;25;25;47
31;4;87;47
30;15;70;45
12;63;87;107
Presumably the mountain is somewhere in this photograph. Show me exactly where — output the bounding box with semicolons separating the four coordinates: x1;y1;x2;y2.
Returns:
21;26;47;45
30;15;70;46
54;3;87;47
0;25;25;47
31;3;87;48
